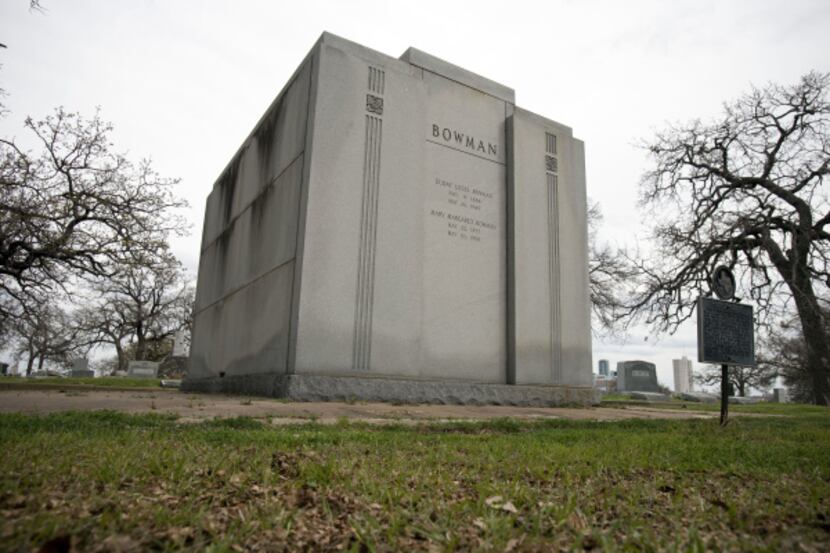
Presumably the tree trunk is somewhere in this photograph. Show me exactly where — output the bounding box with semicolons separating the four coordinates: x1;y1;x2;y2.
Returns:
26;348;34;376
135;322;146;361
799;310;830;405
115;340;126;372
790;276;830;406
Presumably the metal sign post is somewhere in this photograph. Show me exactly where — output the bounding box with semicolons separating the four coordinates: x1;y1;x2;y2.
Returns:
697;266;755;427
720;363;729;426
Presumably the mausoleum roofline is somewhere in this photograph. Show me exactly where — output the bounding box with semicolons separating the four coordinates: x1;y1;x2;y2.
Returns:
315;31;515;104
399;47;515;104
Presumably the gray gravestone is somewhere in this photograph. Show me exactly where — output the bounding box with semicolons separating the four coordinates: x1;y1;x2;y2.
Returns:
127;361;159;379
183;32;594;406
628;391;671;401
773;388;788;403
616;360;661;393
729;396;760;404
69;358;94;378
172;330;188;357
679;392;718;403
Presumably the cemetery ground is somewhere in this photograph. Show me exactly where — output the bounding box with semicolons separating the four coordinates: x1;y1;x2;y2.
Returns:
0;395;828;552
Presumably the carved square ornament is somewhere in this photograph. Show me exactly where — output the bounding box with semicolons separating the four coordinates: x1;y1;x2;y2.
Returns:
366;94;384;115
545;155;558;173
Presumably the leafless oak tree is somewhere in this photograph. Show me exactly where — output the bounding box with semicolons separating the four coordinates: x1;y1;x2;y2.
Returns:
0;108;188;332
588;198;637;334
77;247;194;371
8;299;86;375
758;310;830;403
625;71;830;405
587;200;637;335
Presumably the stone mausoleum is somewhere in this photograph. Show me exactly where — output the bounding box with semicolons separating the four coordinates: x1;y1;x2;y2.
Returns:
184;32;594;405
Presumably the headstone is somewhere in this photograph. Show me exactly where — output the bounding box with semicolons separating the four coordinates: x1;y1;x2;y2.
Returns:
172;330;188;357
679;392;718;404
729;396;760;405
127;361;159;379
628;391;672;402
616;360;660;393
69;358;94;378
0;362;8;376
773;388;788;403
183;32;594;406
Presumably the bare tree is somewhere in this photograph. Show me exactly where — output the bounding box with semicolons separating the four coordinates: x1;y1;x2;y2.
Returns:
695;363;777;398
0;108;188;332
9;299;84;375
74;301;133;372
759;310;830;403
625;71;830;405
587;200;637;334
79;247;194;371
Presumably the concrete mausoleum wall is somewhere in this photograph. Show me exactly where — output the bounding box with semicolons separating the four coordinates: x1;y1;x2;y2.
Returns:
189;57;311;379
186;32;595;405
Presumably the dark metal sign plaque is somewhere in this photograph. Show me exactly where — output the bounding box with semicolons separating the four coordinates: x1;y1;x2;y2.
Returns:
697;297;755;366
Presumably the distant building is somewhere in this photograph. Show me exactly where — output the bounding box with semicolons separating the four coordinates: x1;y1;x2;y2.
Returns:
673;356;694;394
598;359;609;377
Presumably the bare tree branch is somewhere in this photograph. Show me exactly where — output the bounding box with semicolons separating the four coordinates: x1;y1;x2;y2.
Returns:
0;107;189;330
625;71;830;405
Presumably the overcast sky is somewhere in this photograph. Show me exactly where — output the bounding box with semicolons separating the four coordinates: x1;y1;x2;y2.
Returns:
2;0;828;386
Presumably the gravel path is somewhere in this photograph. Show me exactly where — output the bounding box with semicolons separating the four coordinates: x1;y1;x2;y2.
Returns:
0;388;730;424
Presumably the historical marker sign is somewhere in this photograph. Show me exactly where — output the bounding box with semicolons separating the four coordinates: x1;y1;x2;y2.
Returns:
696;297;755;366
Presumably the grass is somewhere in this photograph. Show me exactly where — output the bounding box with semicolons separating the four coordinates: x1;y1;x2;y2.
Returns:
601;396;830;416
0;407;828;551
0;376;163;389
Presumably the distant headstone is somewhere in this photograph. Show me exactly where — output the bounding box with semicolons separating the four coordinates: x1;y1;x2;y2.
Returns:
628;391;671;402
616;360;660;392
70;369;94;378
773;388;788;403
127;361;159;379
0;362;8;376
679;392;718;404
697;297;755;366
69;358;94;378
728;396;760;404
172;330;188;357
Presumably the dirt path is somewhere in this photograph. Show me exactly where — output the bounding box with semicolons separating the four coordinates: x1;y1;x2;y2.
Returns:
0;388;732;423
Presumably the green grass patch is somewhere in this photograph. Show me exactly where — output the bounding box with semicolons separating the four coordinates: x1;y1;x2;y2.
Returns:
0;376;162;389
1;406;828;551
601;396;830;416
